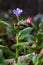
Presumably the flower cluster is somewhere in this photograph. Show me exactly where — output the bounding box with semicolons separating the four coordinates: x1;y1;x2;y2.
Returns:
13;8;23;16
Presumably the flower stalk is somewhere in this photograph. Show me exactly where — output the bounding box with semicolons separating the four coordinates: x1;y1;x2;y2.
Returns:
16;36;19;63
17;16;20;22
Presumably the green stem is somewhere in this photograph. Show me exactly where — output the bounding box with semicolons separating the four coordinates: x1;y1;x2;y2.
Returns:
16;36;19;63
17;16;20;22
24;46;26;55
16;47;18;63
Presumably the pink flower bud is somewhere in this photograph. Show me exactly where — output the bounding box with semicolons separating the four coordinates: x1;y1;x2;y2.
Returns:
40;48;43;54
26;17;32;24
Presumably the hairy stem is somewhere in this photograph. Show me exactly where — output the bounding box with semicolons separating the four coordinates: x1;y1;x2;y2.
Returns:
16;36;19;63
17;16;20;22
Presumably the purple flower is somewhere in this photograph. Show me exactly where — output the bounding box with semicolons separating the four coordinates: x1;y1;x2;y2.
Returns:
13;8;23;16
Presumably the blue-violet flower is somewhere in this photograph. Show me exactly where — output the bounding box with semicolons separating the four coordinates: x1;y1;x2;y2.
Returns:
13;8;23;16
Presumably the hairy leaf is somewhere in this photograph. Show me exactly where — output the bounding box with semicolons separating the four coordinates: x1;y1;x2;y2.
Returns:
17;27;33;40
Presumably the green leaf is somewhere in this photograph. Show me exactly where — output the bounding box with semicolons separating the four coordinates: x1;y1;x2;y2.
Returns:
0;45;15;58
32;55;38;65
28;47;37;53
0;20;14;39
0;20;11;27
32;23;37;30
37;32;43;40
13;42;30;47
27;35;36;42
39;25;43;31
17;27;33;40
6;25;14;39
37;43;43;49
15;63;26;65
0;50;5;65
22;54;34;63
